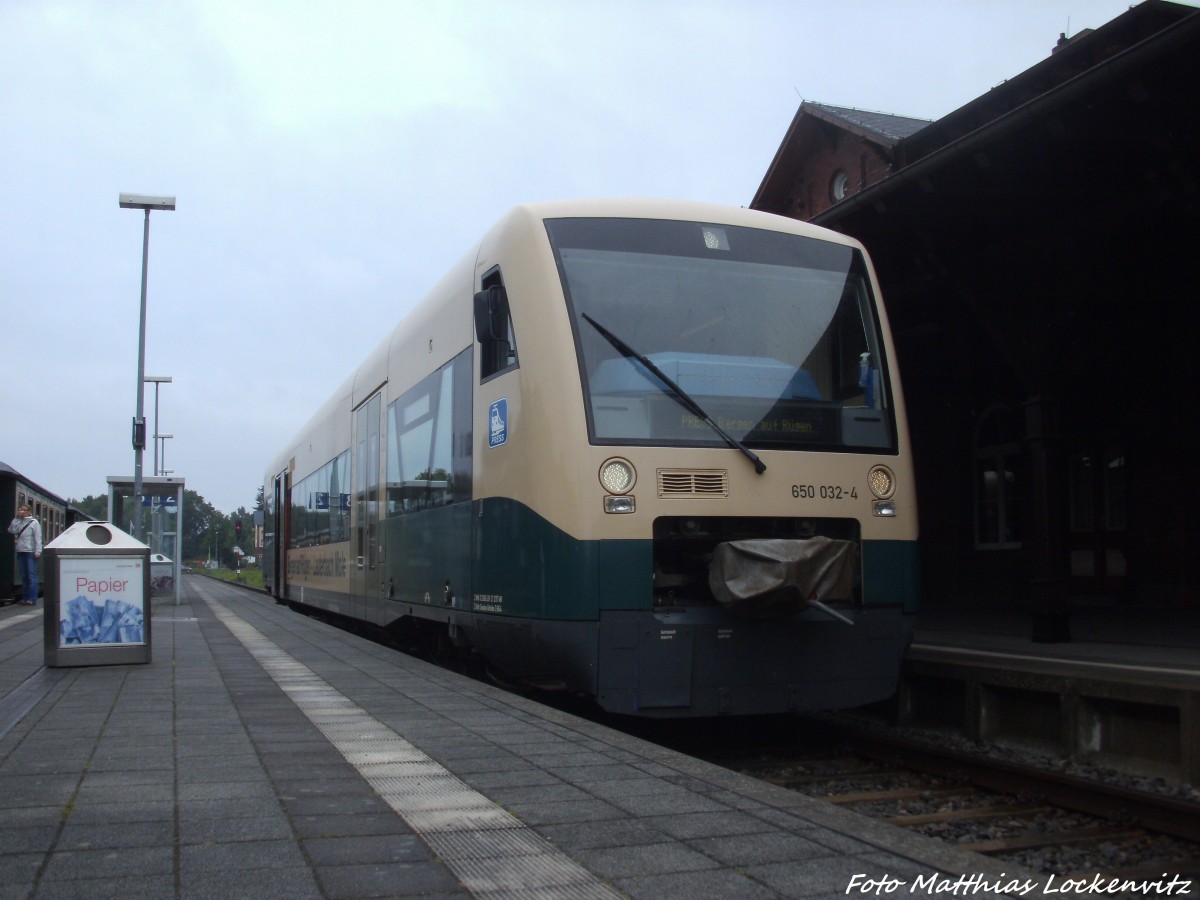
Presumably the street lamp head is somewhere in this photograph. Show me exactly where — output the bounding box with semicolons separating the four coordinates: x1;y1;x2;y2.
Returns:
144;375;173;384
119;193;176;211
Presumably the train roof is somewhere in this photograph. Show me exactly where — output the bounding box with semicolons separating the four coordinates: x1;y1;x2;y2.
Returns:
502;197;867;248
0;460;72;508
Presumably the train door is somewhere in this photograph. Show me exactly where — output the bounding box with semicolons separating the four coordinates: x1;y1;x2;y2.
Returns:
269;471;288;600
351;392;384;618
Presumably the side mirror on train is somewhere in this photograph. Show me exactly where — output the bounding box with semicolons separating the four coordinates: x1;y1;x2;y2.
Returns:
473;285;509;344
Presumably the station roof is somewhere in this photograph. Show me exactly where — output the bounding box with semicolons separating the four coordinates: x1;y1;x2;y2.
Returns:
799;102;930;145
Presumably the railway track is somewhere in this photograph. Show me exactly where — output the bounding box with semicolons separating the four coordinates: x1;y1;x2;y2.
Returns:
719;718;1200;882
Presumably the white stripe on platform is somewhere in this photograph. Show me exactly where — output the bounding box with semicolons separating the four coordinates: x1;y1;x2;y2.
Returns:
203;592;620;899
0;609;41;631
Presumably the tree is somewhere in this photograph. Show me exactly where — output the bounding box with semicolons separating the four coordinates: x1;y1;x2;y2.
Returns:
70;486;264;568
70;494;108;521
183;489;222;561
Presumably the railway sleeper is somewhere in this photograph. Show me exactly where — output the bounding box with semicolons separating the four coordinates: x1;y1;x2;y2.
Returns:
823;785;972;805
961;826;1146;855
885;803;1053;827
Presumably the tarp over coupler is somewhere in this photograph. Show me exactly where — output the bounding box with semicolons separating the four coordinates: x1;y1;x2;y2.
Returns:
708;536;856;619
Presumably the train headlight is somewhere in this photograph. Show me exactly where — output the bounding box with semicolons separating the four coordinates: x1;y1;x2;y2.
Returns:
599;458;636;494
604;495;636;514
867;465;895;500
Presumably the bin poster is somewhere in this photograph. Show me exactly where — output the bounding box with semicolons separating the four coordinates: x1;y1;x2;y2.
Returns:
58;558;146;647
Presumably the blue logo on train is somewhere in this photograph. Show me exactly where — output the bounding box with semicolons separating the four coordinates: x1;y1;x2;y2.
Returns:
488;398;508;448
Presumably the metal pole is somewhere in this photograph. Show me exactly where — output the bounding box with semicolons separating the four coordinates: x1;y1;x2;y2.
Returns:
132;208;151;542
152;380;160;476
175;482;183;606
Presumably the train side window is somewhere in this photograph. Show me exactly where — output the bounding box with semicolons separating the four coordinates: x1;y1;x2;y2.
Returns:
329;451;350;541
288;450;350;549
474;268;518;381
387;349;472;515
390;388;435;513
450;348;472;503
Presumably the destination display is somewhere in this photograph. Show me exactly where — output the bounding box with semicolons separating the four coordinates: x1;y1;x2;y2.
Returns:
659;398;841;446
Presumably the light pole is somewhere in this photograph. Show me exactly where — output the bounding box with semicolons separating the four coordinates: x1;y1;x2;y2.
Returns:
120;193;175;542
157;435;173;476
145;375;172;476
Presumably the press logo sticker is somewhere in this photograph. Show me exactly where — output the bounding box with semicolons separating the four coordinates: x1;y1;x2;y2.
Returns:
488;398;508;448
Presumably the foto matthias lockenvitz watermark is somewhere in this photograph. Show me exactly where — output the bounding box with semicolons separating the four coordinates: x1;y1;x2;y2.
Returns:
846;872;1193;896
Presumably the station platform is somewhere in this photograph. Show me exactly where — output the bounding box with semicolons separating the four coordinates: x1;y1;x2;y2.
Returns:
905;603;1200;785
0;577;1016;899
913;602;1200;672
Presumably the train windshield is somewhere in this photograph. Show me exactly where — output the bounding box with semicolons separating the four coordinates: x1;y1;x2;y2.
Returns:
547;217;896;453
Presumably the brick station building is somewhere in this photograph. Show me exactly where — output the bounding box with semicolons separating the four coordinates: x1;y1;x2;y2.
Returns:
753;1;1200;626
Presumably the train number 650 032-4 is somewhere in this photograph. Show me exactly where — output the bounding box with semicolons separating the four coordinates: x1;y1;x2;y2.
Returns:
792;484;858;500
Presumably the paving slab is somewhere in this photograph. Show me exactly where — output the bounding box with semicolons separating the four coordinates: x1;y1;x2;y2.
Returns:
0;579;1035;899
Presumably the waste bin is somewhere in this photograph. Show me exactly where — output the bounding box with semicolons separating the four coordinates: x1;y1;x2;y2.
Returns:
150;552;174;597
43;521;151;666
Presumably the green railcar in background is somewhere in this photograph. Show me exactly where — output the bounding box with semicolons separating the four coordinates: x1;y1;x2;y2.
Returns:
2;461;80;604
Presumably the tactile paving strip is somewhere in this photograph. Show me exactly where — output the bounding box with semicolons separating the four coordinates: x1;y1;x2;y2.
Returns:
205;595;621;898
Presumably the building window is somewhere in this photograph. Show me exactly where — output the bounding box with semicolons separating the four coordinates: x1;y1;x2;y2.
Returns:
1070;450;1126;532
974;405;1024;549
1069;455;1095;531
830;170;849;202
1104;452;1127;531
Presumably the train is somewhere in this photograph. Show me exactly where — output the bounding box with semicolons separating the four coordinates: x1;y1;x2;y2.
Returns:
263;198;918;717
2;461;76;603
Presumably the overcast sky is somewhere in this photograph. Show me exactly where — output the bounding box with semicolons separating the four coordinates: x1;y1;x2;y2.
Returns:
2;0;1158;515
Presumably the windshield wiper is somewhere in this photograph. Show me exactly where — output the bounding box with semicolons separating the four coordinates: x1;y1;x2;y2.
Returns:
582;314;766;475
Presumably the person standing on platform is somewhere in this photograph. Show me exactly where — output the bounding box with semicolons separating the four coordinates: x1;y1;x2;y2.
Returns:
8;504;43;605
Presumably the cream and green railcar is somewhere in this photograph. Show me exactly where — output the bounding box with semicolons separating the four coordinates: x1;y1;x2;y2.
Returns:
264;199;917;717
